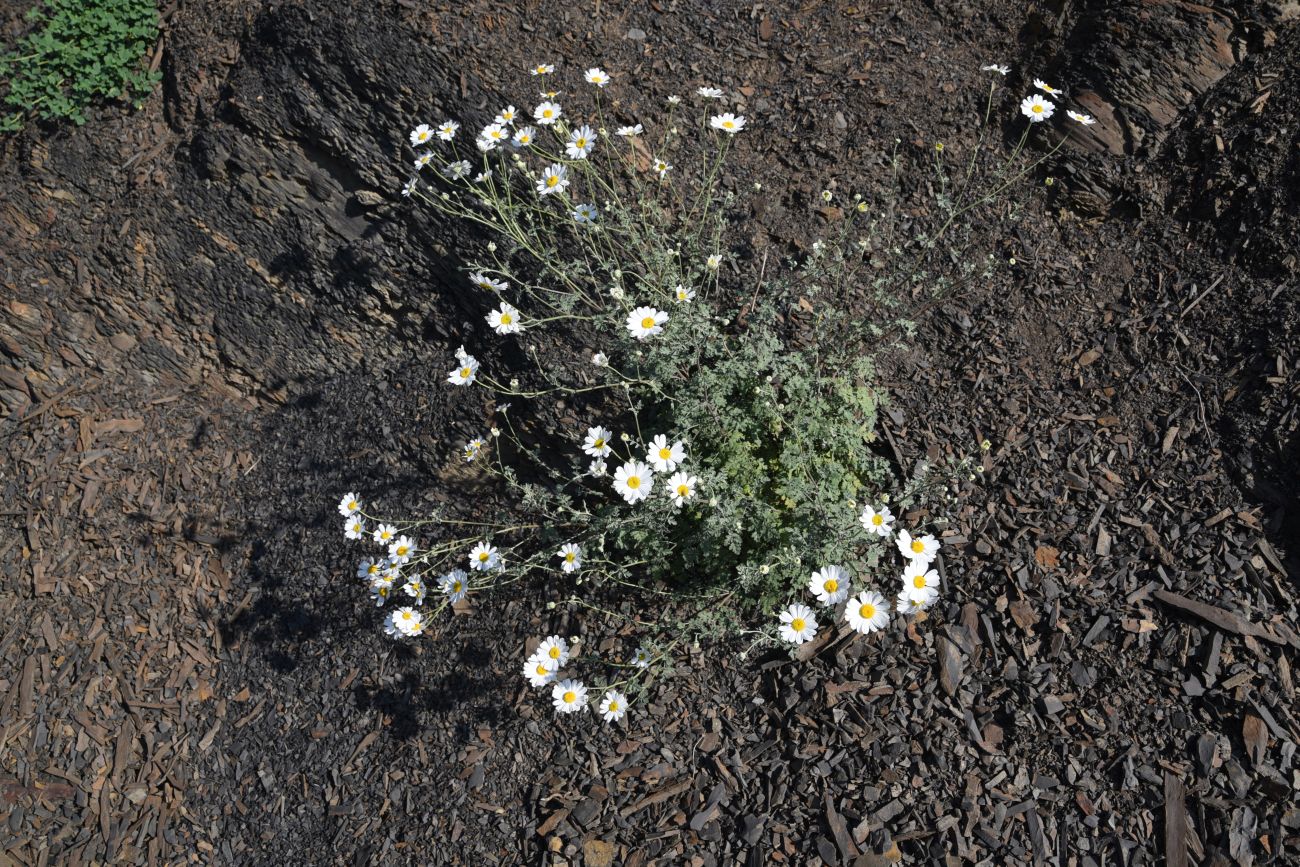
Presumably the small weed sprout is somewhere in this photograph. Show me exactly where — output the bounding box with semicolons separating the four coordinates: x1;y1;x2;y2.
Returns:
339;64;1088;722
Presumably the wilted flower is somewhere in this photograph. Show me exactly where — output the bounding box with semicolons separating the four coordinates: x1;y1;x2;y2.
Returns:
706;254;722;270
616;124;643;137
401;178;417;197
443;159;472;179
778;603;818;645
591;352;609;367
588;459;607;477
980;63;1010;76
697;86;723;99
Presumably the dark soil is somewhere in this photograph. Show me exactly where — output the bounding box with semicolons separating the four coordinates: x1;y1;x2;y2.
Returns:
2;1;1298;865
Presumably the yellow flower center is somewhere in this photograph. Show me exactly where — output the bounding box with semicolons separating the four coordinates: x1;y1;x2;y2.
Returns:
659;447;672;459
911;539;925;553
641;316;655;329
535;664;548;676
565;553;575;562
401;612;412;621
547;175;559;187
824;579;839;593
912;574;927;589
460;366;472;378
859;603;876;619
608;700;619;711
500;312;512;324
677;485;689;496
562;691;576;703
594;438;605;449
543;109;553;118
626;476;641;490
872;514;883;526
790;617;806;632
479;552;490;562
548;646;561;659
520;135;531;143
452;581;462;593
368;565;378;574
576;137;586;148
396;546;408;556
723;120;734;129
1032;104;1043;114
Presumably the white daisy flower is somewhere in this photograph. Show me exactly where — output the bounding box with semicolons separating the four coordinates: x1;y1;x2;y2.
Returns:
463;437;486;462
697;86;724;99
647;434;685;473
474;170;494;184
357;558;384;581
583;425;614;457
845;590;890;634
626;306;668;340
710;112;746;133
384;606;425;638
436;120;459;140
566;125;597;159
860;504;895;537
344;516;366;540
414;151;434;171
401;178;417;197
523;654;559;687
469;271;508;293
592;352;609;367
552;679;588;714
598;690;628;723
410;124;435;146
897;586;937;614
809;565;851;606
585;67;611;87
1066;110;1096;125
404;577;426;605
534;101;562;125
488;302;524;335
981;64;1010;76
388;535;415;565
896;529;940;564
439;568;469;602
369;574;394;606
537;163;570;195
902;563;940;598
537;635;570;667
1033;78;1063;98
338;492;362;517
1020;94;1055;122
616;124;643;137
447;353;479;386
674;284;695;303
652;157;672;177
468;542;499;571
631;646;651;668
705;254;722;270
512;125;537;147
778;603;818;645
666;471;698;507
494;105;519;125
573;203;599;224
557;543;583;573
613;460;654;504
530;63;555;76
443;160;472;179
667;95;681;105
372;523;397;545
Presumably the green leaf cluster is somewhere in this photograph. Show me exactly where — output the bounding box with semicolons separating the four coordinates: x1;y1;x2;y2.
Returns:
1;0;161;131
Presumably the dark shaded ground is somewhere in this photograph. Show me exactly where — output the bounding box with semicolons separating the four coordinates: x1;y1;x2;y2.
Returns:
1;0;1298;864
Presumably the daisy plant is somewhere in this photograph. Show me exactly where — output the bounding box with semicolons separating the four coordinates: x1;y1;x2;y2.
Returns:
336;62;1089;722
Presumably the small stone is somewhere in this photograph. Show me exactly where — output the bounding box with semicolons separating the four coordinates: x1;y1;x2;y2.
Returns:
625;27;646;41
109;332;137;352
